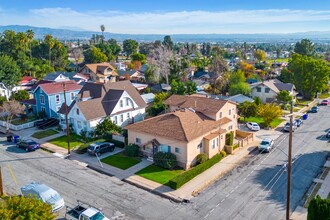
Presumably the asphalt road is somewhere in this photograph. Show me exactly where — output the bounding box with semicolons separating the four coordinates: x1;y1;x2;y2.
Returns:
0;105;329;220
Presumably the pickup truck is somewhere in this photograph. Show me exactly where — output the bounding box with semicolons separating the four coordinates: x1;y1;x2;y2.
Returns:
65;200;109;220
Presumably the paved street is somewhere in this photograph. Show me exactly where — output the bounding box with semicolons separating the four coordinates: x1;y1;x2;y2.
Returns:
0;105;329;220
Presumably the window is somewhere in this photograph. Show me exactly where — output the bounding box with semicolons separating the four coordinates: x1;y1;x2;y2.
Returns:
114;116;118;124
136;138;141;144
197;142;202;149
40;95;45;104
70;92;75;101
120;114;123;123
126;98;130;106
127;112;130;119
212;139;216;149
216;137;219;147
160;144;171;153
41;107;46;112
77;121;82;129
175;147;181;154
228;125;233;130
120;100;123;107
219;112;222;118
229;109;232;115
55;95;60;104
76;108;79;115
265;88;270;93
256;87;261;92
221;135;223;140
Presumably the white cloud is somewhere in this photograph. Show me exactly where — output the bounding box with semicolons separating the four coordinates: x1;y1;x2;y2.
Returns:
1;7;330;34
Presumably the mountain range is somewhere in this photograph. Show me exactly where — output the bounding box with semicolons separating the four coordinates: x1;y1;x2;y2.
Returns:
1;25;330;43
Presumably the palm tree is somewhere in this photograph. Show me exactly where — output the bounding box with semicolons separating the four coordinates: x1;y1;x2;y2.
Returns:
100;25;105;43
26;30;34;61
44;34;55;66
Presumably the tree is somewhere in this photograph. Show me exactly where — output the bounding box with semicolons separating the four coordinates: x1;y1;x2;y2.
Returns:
276;90;292;103
44;34;55;66
257;103;282;128
254;49;266;61
144;64;160;84
107;39;121;60
123;39;138;58
237;61;255;78
83;46;108;63
95;117;122;136
11;90;29;101
228;82;251;96
186;81;197;95
146;102;166;116
307;195;330;220
208;55;228;78
162;35;174;50
131;53;147;64
253;97;262;106
95;43;114;61
154;92;169;103
294;39;315;56
2;100;25;133
238;101;257;121
100;25;105;43
0;195;55;220
26;29;34;61
0;55;21;88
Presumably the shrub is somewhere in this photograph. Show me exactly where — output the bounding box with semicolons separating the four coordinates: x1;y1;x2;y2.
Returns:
220;150;227;157
233;143;239;150
106;139;125;148
76;143;90;154
196;153;208;164
80;130;88;142
225;131;234;146
153;152;177;169
125;144;140;157
102;133;112;141
307;195;330;220
168;153;222;189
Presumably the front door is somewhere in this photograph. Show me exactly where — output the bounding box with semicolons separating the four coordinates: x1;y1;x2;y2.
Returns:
152;143;158;156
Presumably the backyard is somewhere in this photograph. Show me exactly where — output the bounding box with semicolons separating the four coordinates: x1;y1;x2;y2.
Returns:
101;152;141;170
239;116;284;128
31;129;59;139
136;165;184;185
49;134;83;149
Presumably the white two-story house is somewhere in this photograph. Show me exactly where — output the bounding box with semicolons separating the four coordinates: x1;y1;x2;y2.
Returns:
67;80;147;135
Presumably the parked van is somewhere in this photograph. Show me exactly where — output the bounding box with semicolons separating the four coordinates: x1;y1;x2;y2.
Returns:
21;182;65;212
87;142;115;156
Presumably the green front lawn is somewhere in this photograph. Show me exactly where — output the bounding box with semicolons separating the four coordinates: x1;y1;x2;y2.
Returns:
31;129;59;139
136;165;184;185
101;153;141;170
239;116;284;128
49;134;83;149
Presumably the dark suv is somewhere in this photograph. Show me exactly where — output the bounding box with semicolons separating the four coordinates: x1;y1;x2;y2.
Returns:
87;142;115;156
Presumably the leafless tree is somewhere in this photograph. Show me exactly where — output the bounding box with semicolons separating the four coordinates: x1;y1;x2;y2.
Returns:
70;47;83;70
2;100;25;133
208;56;229;80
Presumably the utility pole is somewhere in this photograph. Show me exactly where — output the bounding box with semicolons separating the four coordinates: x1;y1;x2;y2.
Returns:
0;166;3;196
63;82;71;157
286;101;293;220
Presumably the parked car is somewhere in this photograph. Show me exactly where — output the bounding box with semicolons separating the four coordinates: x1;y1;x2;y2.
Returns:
246;122;260;131
283;121;298;132
87;142;115;156
21;182;65;212
294;118;303;127
37;118;59;129
66;200;109;220
320;100;329;105
326;130;330;138
311;106;318;113
259;138;274;153
17;139;40;152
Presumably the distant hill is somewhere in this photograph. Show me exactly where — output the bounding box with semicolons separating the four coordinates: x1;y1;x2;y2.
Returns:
1;25;330;43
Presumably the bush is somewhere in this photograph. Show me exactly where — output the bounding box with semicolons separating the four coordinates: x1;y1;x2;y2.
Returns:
196;153;208;164
168;153;222;189
125;144;140;157
307;195;330;220
220;150;227;157
233;143;239;150
76;143;90;154
102;133;112;141
153;152;177;169
106;139;125;148
225;131;234;146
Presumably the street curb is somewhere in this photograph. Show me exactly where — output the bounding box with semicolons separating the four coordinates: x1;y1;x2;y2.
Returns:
122;178;186;203
40;145;57;154
86;164;114;177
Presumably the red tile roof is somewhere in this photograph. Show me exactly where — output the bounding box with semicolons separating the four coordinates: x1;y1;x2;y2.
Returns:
38;81;81;95
20;76;36;84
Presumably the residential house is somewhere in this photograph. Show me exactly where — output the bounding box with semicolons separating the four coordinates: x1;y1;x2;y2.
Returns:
150;84;171;93
193;79;210;92
24;81;81;118
117;70;145;82
141;93;155;104
126;95;251;170
249;79;296;103
0;83;11;100
43;72;89;85
67;80;147;135
78;63;118;83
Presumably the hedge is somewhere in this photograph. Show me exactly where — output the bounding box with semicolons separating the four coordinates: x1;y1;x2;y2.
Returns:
167;153;223;189
196;153;208;164
233;143;239;150
307;195;330;220
105;139;125;148
225;131;234;146
124;144;140;157
153;152;177;169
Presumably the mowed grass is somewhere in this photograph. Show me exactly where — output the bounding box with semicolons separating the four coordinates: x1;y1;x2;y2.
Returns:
49;134;82;149
136;165;184;185
31;129;59;139
101;153;141;170
239;116;284;128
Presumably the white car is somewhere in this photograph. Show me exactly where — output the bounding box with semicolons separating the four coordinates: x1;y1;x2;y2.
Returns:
259;138;274;153
246;122;260;131
21;182;65;212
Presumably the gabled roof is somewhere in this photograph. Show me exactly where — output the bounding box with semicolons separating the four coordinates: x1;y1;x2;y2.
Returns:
84;63;116;75
164;94;233;115
224;94;254;104
19;76;36;85
74;80;147;121
37;81;81;95
126;110;232;142
250;79;295;93
117;70;138;77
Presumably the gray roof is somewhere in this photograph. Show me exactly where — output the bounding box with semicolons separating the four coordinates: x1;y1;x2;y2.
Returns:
43;72;77;81
224;94;254;104
117;70;138;77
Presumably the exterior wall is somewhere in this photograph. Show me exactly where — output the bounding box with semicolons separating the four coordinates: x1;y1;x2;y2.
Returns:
34;87;50;117
110;108;145;127
112;91;139;113
68;105;89;134
250;85;277;103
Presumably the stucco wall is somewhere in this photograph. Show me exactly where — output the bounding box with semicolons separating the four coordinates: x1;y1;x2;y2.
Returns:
250;85;277;103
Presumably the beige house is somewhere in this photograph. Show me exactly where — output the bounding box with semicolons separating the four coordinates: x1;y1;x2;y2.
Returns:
250;79;296;103
126;95;240;170
79;63;118;83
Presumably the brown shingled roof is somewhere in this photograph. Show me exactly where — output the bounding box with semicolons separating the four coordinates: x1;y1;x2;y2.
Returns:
164;94;230;115
84;63;118;76
126;110;232;142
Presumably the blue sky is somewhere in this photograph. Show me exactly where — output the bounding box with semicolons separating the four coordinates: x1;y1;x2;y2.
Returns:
1;1;330;34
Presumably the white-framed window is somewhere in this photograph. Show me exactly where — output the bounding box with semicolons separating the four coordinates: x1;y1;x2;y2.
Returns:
136;138;141;144
256;87;261;92
228;125;233;130
221;135;223;140
229;109;232;115
55;95;60;104
127;112;130;119
160;144;171;153
216;137;219;147
219;112;222;118
212;139;216;149
70;92;75;101
175;147;181;154
120;100;123;107
197;142;202;149
265;88;270;93
114;116;118;124
77;121;82;129
41;107;46;112
120;114;123;122
40;95;45;104
126;98;130;106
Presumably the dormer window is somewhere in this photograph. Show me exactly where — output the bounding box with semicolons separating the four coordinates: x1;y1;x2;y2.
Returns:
126;98;130;106
120;100;123;107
